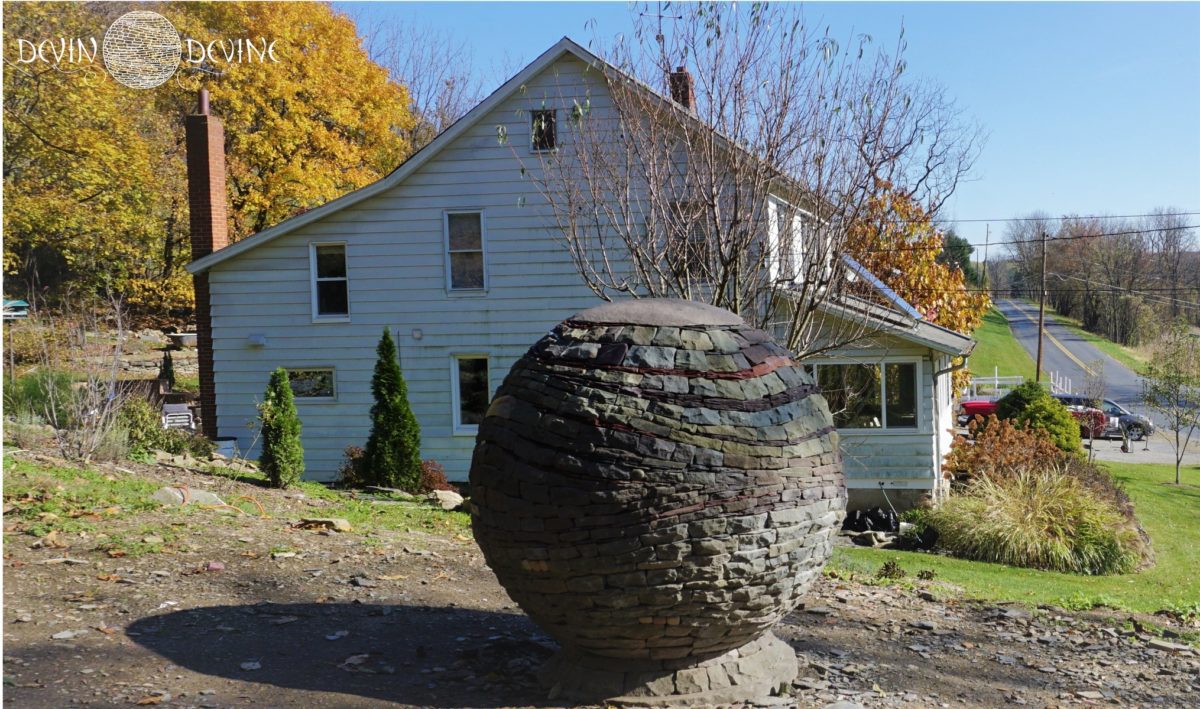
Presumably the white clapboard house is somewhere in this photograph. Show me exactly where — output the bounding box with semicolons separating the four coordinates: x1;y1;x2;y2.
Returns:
185;38;972;509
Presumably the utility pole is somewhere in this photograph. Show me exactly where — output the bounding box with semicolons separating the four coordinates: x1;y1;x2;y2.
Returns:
1035;230;1047;383
981;224;989;290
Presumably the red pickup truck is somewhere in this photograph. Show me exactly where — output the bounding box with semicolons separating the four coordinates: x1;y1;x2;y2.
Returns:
956;399;998;426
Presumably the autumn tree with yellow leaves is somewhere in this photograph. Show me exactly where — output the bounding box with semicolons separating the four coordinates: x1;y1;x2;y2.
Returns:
847;183;992;390
3;2;414;318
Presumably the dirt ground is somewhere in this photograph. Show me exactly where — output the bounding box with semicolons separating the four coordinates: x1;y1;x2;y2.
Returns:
3;453;1198;708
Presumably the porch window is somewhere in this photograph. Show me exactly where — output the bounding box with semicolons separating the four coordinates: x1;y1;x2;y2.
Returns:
814;361;918;429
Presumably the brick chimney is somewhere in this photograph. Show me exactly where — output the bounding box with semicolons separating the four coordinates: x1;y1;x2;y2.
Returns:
185;88;228;439
668;66;696;112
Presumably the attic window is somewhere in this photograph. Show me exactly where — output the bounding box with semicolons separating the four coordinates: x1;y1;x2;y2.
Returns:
531;109;556;151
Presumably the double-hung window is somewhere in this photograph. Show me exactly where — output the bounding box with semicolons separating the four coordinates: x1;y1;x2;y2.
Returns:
812;361;918;429
311;243;349;320
452;355;489;435
445;212;486;291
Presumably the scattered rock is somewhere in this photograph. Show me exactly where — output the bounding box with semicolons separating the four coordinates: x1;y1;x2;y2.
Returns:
203;561;225;573
295;518;353;533
151;487;225;507
51;630;87;640
1147;639;1193;653
427;490;465;511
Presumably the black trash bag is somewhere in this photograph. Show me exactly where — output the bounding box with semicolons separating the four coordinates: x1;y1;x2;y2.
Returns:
841;507;899;533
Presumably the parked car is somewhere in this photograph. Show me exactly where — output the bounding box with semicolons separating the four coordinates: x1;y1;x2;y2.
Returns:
956;398;999;426
1052;394;1155;441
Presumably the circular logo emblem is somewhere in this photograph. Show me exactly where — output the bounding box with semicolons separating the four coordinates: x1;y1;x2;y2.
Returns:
102;11;180;89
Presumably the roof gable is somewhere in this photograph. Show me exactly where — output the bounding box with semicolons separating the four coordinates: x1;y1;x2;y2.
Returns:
188;37;606;274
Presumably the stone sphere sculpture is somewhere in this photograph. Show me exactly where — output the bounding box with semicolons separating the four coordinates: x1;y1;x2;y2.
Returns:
469;299;845;704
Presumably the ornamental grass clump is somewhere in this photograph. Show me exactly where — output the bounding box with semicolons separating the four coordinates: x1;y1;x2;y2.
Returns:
930;467;1142;575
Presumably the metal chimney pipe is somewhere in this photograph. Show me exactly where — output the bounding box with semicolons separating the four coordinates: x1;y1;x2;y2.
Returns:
198;88;209;116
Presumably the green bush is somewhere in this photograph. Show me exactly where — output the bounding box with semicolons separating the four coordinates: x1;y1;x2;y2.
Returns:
1015;396;1082;455
929;468;1142;575
4;369;76;424
994;381;1047;421
258;367;304;488
158;428;216;459
118;398;215;460
362;328;422;491
993;381;1080;454
119;398;162;456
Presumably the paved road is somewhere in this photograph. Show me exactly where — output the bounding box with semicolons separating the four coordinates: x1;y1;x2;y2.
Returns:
994;300;1198;464
994;299;1143;408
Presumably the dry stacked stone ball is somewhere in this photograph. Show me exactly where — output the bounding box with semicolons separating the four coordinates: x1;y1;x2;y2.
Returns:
469;299;845;665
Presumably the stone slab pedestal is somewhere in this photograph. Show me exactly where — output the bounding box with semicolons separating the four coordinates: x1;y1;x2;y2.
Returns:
539;632;798;706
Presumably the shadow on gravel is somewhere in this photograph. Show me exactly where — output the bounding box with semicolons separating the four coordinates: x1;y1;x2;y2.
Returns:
126;602;559;707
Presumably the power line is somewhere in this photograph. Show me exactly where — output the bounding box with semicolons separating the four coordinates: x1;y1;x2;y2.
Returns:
927;211;1200;224
859;223;1198;254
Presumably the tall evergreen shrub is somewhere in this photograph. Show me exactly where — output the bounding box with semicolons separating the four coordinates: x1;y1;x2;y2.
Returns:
363;328;422;490
259;367;304;488
158;351;176;389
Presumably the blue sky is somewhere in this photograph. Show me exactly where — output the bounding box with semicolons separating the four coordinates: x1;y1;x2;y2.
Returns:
340;2;1200;250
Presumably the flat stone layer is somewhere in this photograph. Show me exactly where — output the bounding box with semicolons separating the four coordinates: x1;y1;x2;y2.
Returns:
469;301;845;702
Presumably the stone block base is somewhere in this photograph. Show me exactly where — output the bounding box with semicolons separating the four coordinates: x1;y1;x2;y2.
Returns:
539;632;798;706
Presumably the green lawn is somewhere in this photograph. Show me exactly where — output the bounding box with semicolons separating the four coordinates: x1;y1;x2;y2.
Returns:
969;307;1038;381
831;462;1200;614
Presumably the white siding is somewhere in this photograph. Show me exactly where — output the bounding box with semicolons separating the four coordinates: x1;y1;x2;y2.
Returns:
208;56;612;481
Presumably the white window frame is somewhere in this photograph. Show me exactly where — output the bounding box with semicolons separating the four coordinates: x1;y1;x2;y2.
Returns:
767;195;815;284
443;210;488;294
451;354;490;436
309;242;350;322
285;367;337;402
530;108;557;152
810;356;922;432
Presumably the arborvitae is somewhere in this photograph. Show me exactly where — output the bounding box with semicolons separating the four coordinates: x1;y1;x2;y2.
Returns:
158;350;176;390
363;328;422;490
258;367;304;488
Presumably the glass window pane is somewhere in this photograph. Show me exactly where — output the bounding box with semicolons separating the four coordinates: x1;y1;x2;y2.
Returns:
287;369;335;399
457;358;489;426
532;110;556;150
450;252;485;289
885;363;917;428
315;245;346;278
316;280;348;315
447;213;482;251
817;364;882;429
